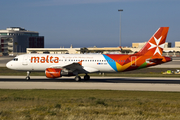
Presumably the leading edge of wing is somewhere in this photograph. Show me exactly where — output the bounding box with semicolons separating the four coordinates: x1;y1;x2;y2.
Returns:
49;62;99;73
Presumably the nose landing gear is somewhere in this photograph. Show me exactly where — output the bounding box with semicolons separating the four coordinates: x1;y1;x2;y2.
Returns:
26;71;31;80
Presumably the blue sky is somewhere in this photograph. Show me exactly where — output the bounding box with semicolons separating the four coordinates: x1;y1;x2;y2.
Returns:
0;0;180;48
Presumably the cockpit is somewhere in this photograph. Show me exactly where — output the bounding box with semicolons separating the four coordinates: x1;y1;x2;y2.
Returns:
13;58;18;61
6;57;20;70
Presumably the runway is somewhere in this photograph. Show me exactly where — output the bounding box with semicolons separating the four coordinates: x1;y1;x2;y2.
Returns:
0;76;180;91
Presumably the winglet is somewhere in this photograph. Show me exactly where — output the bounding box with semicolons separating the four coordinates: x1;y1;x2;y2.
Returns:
78;60;83;66
135;27;169;56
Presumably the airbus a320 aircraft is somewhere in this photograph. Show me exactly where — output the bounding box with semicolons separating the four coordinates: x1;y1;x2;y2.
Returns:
6;27;171;81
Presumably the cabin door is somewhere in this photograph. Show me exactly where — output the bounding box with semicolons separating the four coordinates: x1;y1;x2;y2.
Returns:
131;56;136;67
22;56;28;65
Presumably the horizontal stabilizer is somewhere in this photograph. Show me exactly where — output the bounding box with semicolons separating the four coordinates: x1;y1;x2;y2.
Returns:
147;58;163;63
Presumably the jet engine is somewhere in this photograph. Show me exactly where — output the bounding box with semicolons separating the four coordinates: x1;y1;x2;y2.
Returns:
45;68;62;78
45;68;75;78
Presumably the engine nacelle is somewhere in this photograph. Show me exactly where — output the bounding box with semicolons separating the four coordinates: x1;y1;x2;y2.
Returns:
61;69;74;76
45;68;62;78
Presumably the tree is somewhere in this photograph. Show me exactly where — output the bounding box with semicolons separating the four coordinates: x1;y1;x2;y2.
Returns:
80;47;89;54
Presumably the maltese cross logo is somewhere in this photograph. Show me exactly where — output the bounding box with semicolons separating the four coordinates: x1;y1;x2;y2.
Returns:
148;36;164;55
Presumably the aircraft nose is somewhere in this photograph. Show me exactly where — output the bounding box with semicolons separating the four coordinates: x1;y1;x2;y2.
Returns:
6;61;12;69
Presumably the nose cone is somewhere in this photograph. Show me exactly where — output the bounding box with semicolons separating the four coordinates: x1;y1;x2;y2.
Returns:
6;62;10;68
6;61;13;69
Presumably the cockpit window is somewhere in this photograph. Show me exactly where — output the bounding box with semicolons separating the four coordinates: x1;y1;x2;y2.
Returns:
13;58;18;61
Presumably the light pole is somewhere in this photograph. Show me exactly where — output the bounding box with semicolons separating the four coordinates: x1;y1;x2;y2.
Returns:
118;9;123;47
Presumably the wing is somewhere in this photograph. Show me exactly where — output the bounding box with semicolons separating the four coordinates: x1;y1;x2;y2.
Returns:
49;61;99;74
62;62;84;72
49;61;86;74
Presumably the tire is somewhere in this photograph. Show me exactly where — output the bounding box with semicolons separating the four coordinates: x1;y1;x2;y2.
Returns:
75;76;81;82
84;75;90;80
26;76;30;80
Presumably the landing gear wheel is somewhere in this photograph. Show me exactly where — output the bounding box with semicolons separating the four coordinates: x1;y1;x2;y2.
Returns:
84;74;90;80
26;71;31;80
26;76;30;80
75;76;81;82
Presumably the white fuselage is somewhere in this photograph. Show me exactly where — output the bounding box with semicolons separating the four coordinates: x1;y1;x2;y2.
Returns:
6;54;116;73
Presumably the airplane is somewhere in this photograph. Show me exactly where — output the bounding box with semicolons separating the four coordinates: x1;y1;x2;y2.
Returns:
6;27;172;81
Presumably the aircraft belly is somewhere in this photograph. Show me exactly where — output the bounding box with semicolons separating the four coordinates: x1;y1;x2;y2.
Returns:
30;63;51;71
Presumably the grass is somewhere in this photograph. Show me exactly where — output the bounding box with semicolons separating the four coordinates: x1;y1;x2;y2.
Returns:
1;67;180;77
0;90;180;119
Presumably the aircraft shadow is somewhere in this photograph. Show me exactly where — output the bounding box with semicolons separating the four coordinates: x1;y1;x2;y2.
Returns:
0;77;180;84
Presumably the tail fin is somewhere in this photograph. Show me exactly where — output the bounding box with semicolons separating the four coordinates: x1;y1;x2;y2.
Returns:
136;27;169;56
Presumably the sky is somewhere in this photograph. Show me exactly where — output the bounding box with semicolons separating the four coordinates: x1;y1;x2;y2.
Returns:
0;0;180;48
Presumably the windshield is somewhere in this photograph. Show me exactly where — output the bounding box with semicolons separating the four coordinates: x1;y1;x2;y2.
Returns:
13;58;18;61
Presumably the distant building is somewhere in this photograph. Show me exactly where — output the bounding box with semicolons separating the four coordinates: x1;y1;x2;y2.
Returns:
0;27;44;55
132;42;147;48
132;42;171;48
175;41;180;48
27;47;81;54
27;46;129;54
26;42;180;57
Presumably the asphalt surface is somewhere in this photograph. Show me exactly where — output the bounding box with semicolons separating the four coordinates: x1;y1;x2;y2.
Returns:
0;76;180;91
0;76;180;83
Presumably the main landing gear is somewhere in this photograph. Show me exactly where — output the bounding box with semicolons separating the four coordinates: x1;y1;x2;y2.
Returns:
84;74;90;80
75;76;81;82
25;71;90;81
74;74;90;82
26;71;31;80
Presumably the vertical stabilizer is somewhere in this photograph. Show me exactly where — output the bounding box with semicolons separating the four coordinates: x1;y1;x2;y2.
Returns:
136;27;169;56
